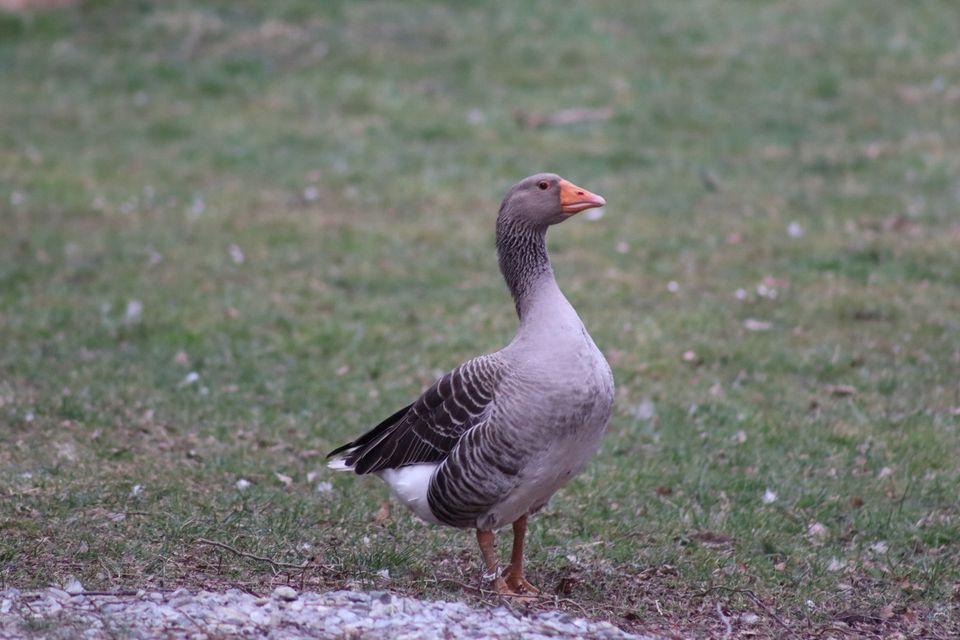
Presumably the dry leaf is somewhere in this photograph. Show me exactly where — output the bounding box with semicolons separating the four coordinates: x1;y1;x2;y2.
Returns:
515;106;613;129
743;318;772;331
700;168;722;192
374;499;390;523
807;522;828;539
740;612;760;625
691;530;735;546
275;472;292;487
826;384;857;397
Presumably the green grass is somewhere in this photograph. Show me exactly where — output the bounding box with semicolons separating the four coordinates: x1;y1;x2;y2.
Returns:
2;0;959;636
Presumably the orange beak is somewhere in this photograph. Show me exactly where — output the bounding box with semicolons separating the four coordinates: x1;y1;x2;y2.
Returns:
559;179;606;214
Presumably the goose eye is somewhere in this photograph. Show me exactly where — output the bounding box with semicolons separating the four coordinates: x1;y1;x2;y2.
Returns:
537;181;549;190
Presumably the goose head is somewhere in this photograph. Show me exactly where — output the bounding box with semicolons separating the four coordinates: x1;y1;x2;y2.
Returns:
498;173;606;228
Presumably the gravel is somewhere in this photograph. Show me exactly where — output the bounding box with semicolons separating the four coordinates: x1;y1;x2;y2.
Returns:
0;587;655;639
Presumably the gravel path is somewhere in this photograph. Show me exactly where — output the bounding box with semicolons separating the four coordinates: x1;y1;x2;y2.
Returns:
0;586;654;639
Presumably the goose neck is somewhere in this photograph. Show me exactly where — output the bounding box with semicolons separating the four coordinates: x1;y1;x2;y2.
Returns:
495;217;555;319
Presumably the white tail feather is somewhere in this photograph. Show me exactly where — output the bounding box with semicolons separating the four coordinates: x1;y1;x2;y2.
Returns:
327;458;351;471
327;447;360;471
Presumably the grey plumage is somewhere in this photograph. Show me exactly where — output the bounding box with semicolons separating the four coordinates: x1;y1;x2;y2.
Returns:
329;173;614;535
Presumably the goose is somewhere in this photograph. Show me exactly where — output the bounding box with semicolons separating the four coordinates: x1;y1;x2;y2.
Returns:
328;173;614;595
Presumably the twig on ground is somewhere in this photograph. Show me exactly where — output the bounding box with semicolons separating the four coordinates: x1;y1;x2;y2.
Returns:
552;596;593;619
717;601;733;640
695;585;799;639
442;573;592;619
437;578;482;594
439;578;539;601
812;625;856;638
195;538;327;575
438;576;551;618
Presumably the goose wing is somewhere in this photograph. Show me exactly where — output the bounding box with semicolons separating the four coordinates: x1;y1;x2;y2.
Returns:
327;353;504;474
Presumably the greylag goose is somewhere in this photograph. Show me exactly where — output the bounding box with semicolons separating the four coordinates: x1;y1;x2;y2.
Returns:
328;173;614;595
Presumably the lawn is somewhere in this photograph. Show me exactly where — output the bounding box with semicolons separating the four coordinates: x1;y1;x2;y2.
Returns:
1;0;959;637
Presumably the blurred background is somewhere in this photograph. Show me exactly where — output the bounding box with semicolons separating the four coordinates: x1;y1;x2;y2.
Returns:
2;1;959;636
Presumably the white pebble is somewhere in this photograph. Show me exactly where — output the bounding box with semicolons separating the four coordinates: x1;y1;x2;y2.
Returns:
827;557;846;572
124;300;144;323
870;541;889;554
631;400;656;422
272;586;298;601
63;578;84;595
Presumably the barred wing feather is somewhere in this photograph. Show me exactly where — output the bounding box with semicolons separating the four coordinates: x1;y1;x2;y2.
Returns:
327;354;503;474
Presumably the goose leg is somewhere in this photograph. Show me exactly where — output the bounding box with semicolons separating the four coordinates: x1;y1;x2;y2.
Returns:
476;529;509;594
503;515;540;594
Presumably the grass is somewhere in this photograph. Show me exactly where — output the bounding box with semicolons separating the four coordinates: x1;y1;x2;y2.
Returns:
1;0;959;636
